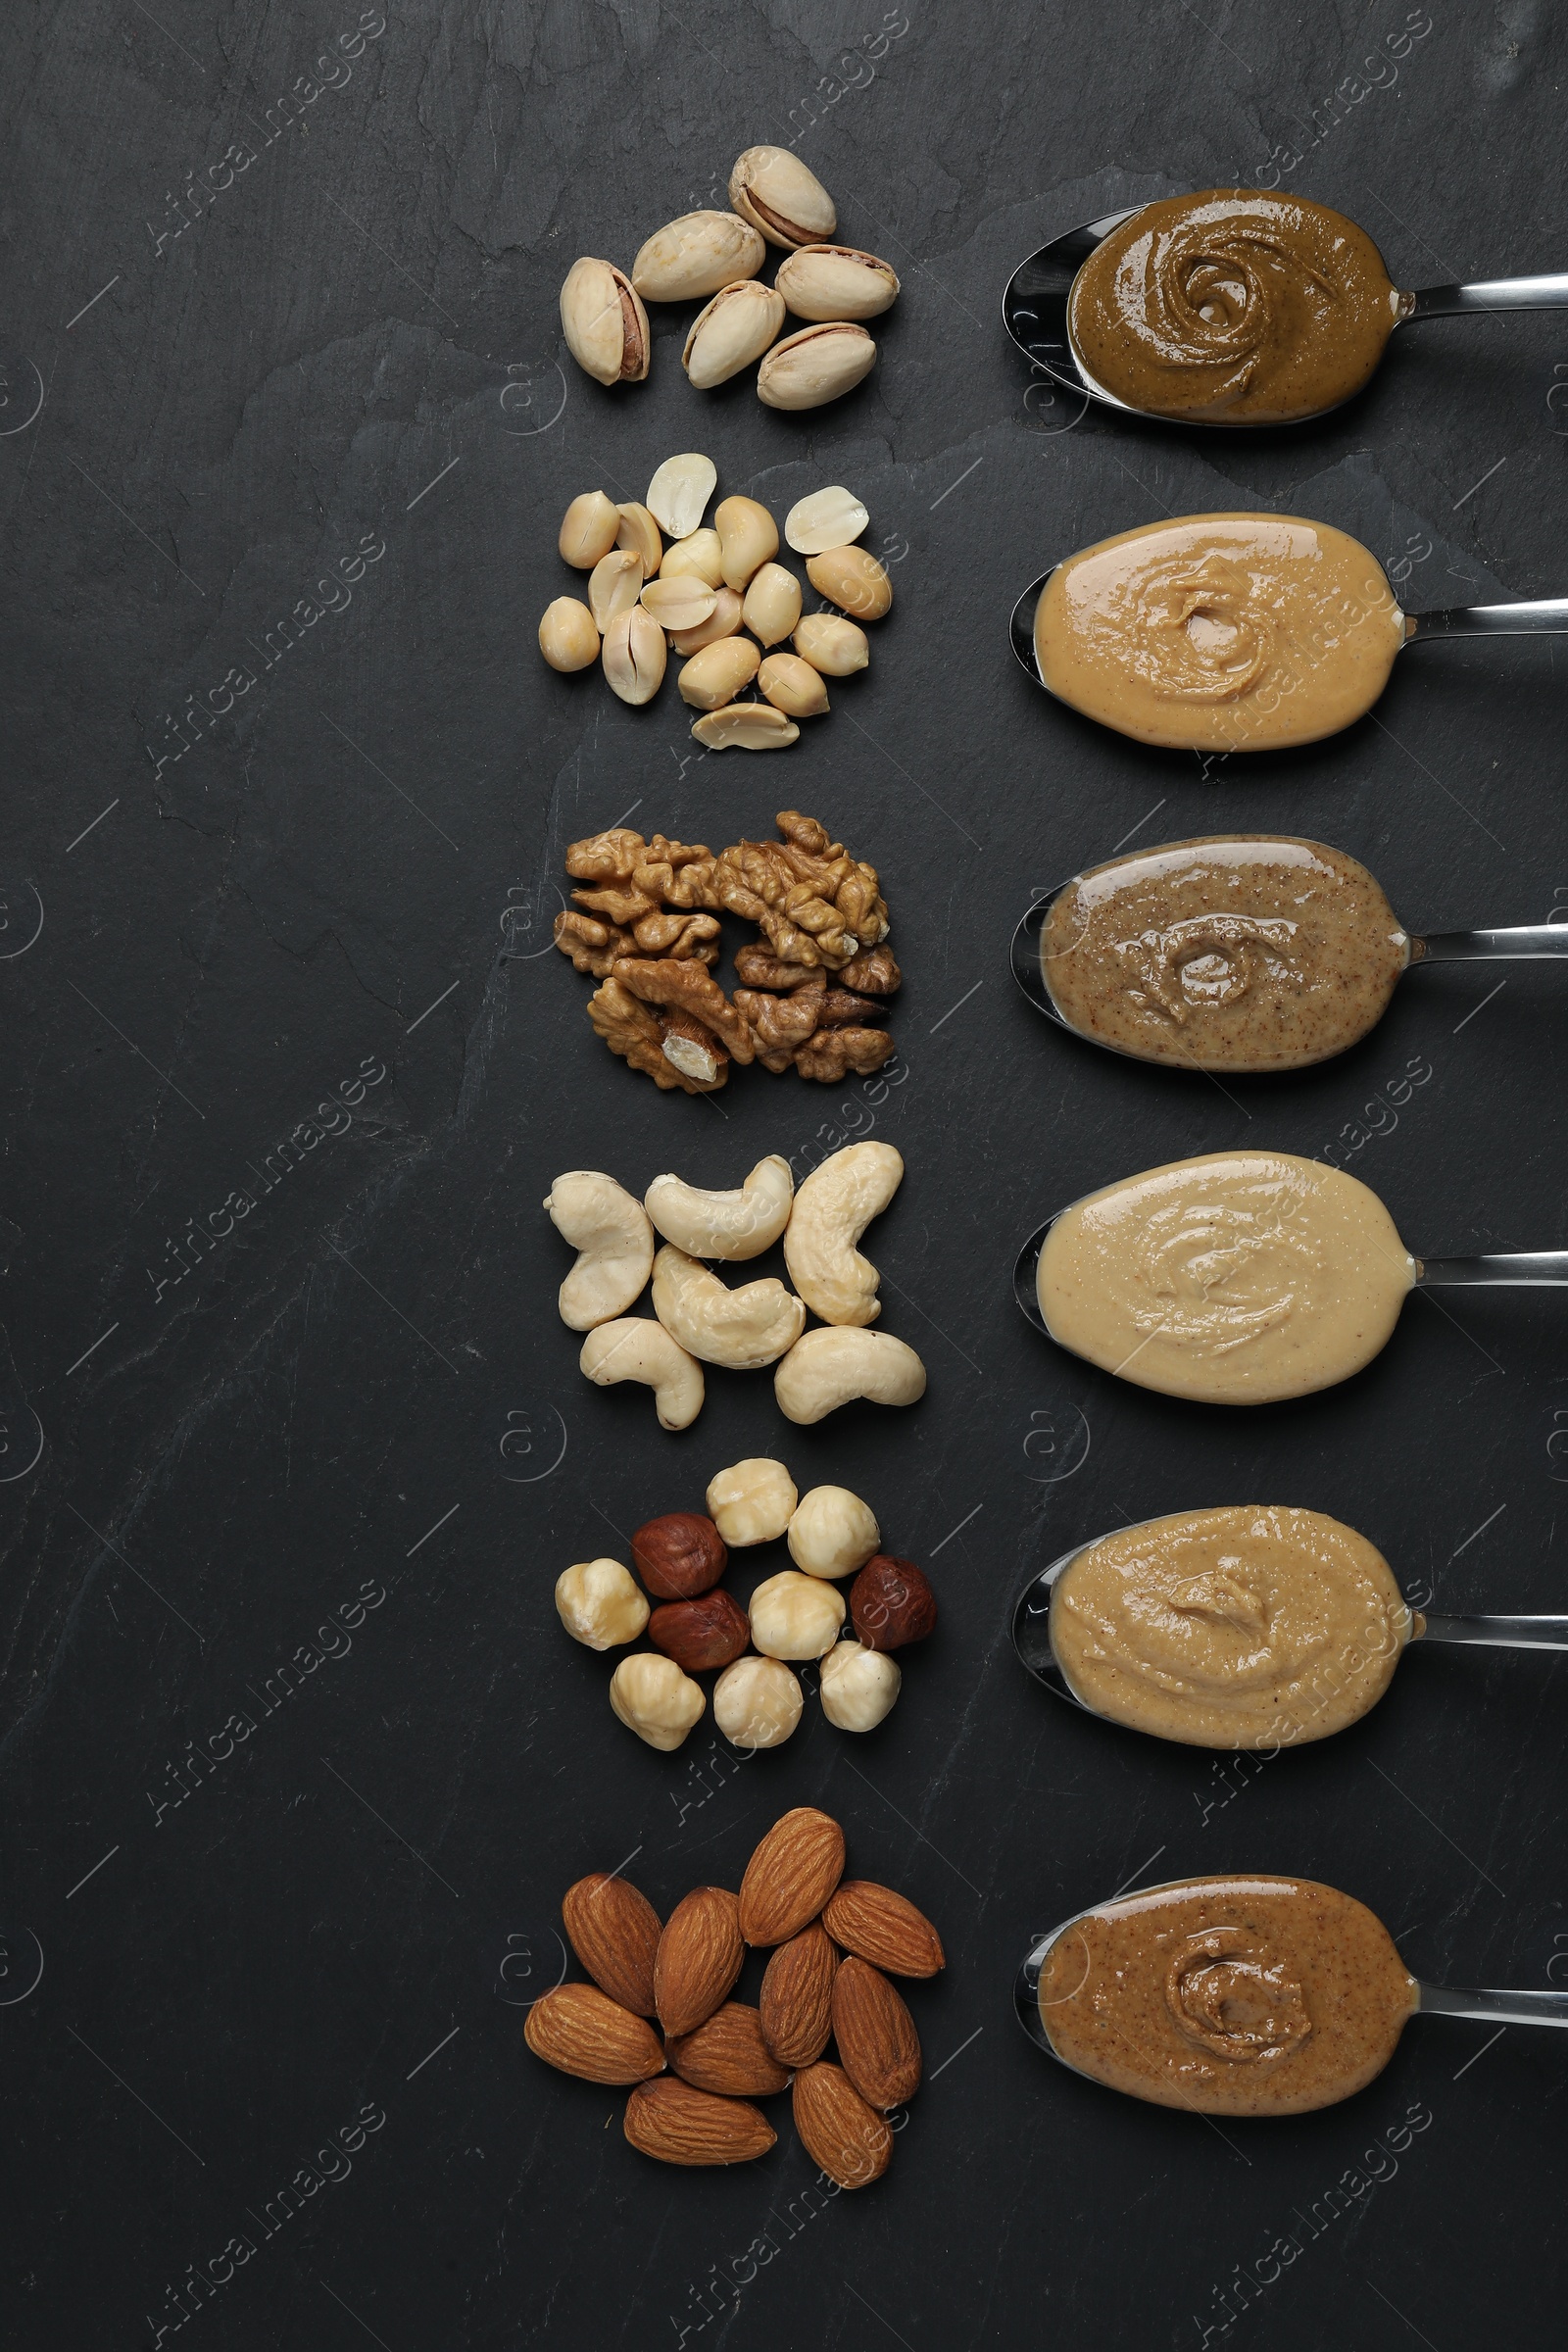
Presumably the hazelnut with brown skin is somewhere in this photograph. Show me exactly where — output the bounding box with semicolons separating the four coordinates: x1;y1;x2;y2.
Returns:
849;1554;938;1651
632;1511;728;1599
648;1590;751;1673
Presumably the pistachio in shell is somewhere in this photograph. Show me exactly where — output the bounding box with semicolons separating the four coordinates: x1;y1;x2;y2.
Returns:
631;211;764;303
728;147;837;249
757;323;876;413
683;279;787;390
560;257;649;387
775;245;900;323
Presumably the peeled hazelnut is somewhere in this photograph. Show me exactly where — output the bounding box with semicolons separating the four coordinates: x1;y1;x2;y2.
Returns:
632;1511;728;1600
787;1485;880;1580
851;1554;938;1651
610;1652;706;1751
648;1590;751;1673
713;1656;804;1749
749;1569;845;1660
555;1557;651;1650
559;490;621;568
707;1458;798;1547
819;1640;901;1732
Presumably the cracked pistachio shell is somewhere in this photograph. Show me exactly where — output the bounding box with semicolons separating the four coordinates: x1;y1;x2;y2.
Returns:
646;453;718;540
641;574;717;633
741;562;803;648
691;704;801;751
757;323;876;412
559;491;621;568
670;586;745;656
776;245;900;323
614;502;663;574
785;485;869;557
683;278;788;390
678;637;762;710
603;607;667;706
560;257;650;386
538;598;600;673
587;548;644;633
806;544;892;621
794;612;869;676
758;653;829;718
713;496;779;591
659;529;725;589
631;210;765;302
728;147;837;249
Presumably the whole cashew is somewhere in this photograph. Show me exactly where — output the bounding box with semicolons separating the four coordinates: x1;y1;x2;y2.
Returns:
651;1245;805;1369
644;1154;794;1260
579;1317;705;1429
773;1327;926;1424
545;1170;655;1330
782;1142;904;1326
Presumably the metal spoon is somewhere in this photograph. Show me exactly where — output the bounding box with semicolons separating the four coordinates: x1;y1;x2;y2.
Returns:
1002;200;1568;428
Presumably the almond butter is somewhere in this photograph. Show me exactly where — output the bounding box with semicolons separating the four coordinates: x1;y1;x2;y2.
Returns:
791;2059;892;2188
523;1984;666;2085
830;1955;922;2108
759;1923;838;2068
739;1806;846;1945
666;2000;791;2097
654;1886;745;2036
822;1880;945;1978
562;1872;662;2016
624;2077;777;2167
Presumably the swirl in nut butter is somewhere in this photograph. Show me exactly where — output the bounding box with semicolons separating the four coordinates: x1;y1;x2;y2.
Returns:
1068;190;1404;423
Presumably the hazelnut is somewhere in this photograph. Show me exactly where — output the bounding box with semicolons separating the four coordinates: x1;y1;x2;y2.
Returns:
707;1457;799;1547
787;1485;880;1580
648;1590;751;1673
631;1511;728;1599
555;1558;651;1651
713;1656;804;1749
819;1640;901;1732
749;1569;845;1661
609;1653;706;1751
850;1554;938;1651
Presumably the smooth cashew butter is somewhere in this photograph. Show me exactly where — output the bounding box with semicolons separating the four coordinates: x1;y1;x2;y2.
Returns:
1038;1876;1418;2116
1034;514;1405;753
1052;1506;1413;1747
1068;190;1403;423
1042;835;1410;1071
1036;1151;1415;1404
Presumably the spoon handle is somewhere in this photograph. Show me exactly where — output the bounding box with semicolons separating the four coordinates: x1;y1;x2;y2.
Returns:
1407;598;1568;639
1414;925;1568;960
1420;1612;1568;1650
1406;274;1568;319
1418;1252;1568;1286
1420;1982;1568;2029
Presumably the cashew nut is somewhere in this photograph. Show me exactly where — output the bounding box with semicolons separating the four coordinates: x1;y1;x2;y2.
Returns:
645;1154;794;1260
782;1142;904;1326
651;1245;806;1370
579;1317;705;1429
545;1170;655;1330
773;1327;926;1424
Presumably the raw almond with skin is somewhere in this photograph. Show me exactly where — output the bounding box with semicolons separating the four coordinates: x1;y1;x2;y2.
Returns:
831;1955;922;2108
654;1886;745;2036
624;2076;777;2167
791;2060;893;2188
561;1873;662;2016
523;1984;666;2085
822;1881;945;1978
759;1922;837;2067
739;1807;846;1945
665;2000;791;2097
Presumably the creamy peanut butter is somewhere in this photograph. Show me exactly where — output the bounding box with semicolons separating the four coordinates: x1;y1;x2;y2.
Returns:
1036;1151;1415;1404
1068;191;1403;423
1042;836;1410;1071
1035;514;1405;753
1038;1876;1418;2115
1052;1506;1413;1747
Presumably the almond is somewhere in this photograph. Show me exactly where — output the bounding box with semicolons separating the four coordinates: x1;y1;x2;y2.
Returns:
759;1923;837;2067
831;1955;922;2108
624;2077;777;2167
821;1880;945;1978
654;1886;745;2036
523;1984;666;2085
791;2060;892;2188
562;1872;662;2016
666;2000;791;2097
739;1806;846;1945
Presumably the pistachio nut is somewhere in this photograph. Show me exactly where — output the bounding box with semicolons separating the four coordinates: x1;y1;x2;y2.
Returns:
728;147;837;250
741;562;803;648
560;257;650;386
806;543;892;621
587;547;644;633
683;278;787;390
794;612;869;675
757;323;876;413
559;490;621;568
691;703;801;751
646;453;718;540
669;586;745;656
602;607;666;707
659;528;725;588
775;245;900;323
614;501;663;575
538;598;600;673
758;653;829;718
713;495;779;591
630;211;764;302
678;638;762;710
784;485;869;556
641;574;717;633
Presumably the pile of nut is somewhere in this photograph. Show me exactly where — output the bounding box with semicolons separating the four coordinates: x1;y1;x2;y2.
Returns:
557;1456;938;1752
555;808;900;1092
546;1149;928;1429
525;1808;942;2186
560;147;898;411
539;459;891;750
